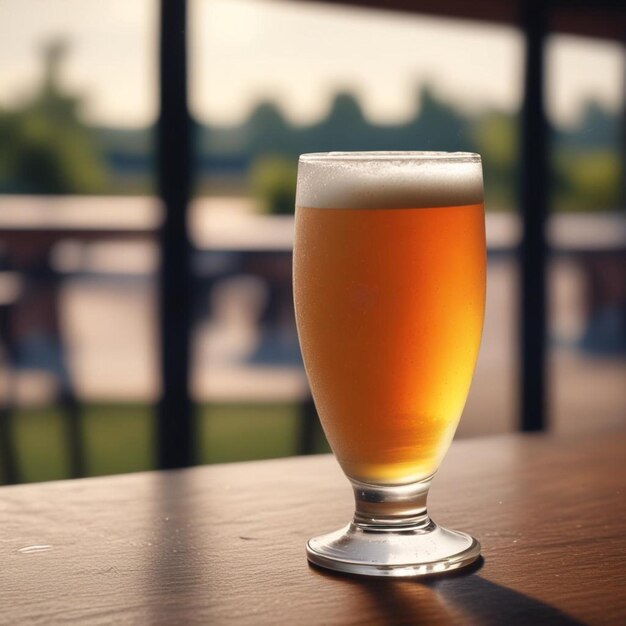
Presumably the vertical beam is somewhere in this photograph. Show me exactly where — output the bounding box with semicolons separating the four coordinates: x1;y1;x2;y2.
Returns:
0;300;18;483
621;41;626;210
298;397;318;456
519;0;549;431
60;390;85;478
0;381;18;484
157;0;193;468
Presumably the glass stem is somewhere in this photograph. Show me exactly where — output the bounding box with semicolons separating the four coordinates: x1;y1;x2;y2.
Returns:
350;476;435;531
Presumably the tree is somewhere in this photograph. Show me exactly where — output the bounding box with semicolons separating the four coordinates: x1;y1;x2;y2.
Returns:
249;155;297;215
245;101;293;156
0;38;106;194
472;111;518;210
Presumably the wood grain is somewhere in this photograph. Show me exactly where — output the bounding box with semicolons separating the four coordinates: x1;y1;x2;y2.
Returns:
1;431;625;625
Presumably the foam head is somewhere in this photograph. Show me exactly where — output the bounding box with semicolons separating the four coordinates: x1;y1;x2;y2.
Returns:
296;152;483;210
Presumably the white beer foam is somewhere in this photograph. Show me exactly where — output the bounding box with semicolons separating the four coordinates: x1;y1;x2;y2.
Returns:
296;152;483;209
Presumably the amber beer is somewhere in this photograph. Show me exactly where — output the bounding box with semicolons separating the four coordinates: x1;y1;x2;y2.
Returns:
294;153;485;485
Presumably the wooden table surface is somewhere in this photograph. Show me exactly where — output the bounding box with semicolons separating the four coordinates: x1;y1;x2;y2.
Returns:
2;431;625;625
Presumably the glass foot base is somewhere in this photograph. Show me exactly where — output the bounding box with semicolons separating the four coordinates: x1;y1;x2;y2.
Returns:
307;522;480;578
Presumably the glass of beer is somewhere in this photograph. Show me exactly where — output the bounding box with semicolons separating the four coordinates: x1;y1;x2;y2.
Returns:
293;152;485;576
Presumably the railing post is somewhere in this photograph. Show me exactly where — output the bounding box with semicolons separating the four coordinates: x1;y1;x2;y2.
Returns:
519;0;549;431
0;387;18;484
157;0;194;468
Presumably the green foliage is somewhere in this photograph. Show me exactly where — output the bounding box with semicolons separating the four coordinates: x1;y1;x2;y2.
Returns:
0;39;107;194
553;150;621;212
0;106;107;194
1;38;620;214
249;155;297;215
472;112;518;211
474;113;517;166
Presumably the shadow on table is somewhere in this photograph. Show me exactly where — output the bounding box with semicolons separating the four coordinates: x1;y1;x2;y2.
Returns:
310;558;584;625
144;472;212;624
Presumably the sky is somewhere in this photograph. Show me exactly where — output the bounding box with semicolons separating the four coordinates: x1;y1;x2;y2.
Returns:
0;0;623;128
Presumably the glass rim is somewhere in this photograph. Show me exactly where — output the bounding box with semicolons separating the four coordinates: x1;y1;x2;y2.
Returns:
299;151;481;164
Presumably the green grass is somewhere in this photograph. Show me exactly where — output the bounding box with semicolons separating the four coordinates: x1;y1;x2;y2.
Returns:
1;403;330;485
199;403;300;464
12;407;69;483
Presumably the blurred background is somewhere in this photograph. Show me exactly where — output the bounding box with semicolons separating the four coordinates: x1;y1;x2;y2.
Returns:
0;0;624;484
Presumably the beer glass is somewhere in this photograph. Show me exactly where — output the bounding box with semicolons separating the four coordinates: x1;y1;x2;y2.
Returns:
293;152;485;576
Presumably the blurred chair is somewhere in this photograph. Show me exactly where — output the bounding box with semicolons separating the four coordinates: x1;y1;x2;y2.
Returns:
0;246;84;483
579;253;626;355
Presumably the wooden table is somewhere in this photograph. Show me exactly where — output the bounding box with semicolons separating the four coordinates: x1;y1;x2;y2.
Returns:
2;431;625;625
